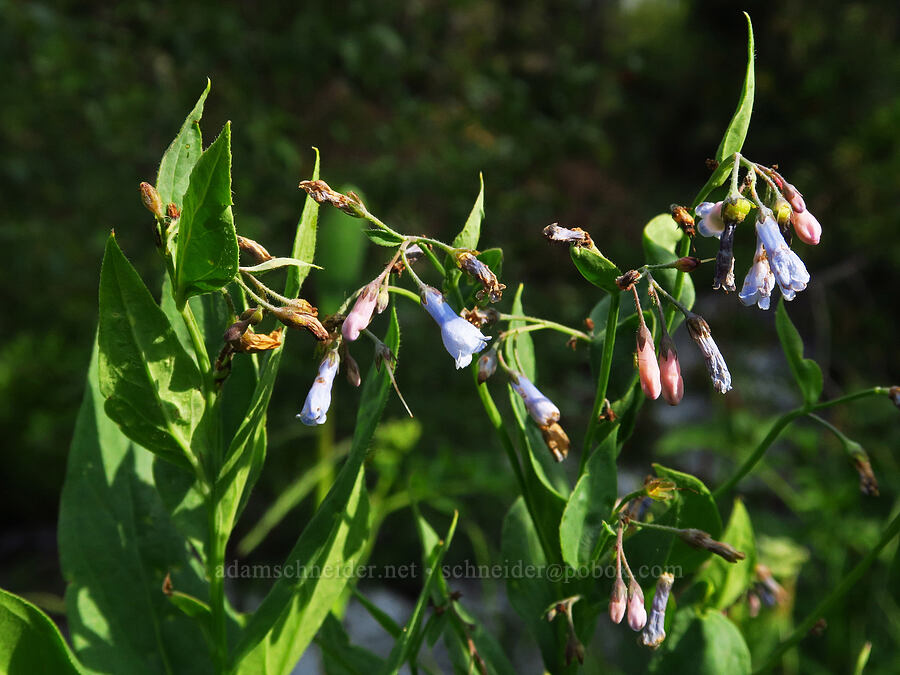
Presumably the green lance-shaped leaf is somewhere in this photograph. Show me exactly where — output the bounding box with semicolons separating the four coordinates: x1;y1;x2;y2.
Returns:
380;511;459;675
362;228;405;247
98;234;204;470
173;122;239;308
642;213;695;331
316;613;386;675
452;171;485;251
559;429;618;568
239;257;322;274
231;308;400;675
649;608;751;675
693;13;755;206
156;80;210;208
696;499;757;610
569;242;621;295
59;342;215;674
286;148;322;298
0;588;83;675
775;298;823;405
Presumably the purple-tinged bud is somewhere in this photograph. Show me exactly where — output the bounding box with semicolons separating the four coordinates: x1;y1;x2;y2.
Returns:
739;237;776;310
510;372;560;427
712;223;737;292
695;201;725;238
297;350;340;426
609;577;627;624
641;573;674;649
781;181;806;213
790;209;822;246
344;352;361;388
626;580;647;631
686;315;732;393
342;281;380;341
543;223;593;248
636;324;661;400
237;235;274;263
420;286;490;368
679;528;746;563
223;318;252;346
756;214;810;299
748;590;761;617
658;336;684;406
140;182;164;218
477;349;497;384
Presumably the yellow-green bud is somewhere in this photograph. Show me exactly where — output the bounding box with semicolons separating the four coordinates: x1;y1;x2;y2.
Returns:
721;197;752;226
774;198;792;228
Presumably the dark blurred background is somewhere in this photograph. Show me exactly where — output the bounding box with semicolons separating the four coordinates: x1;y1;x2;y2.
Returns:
2;0;899;672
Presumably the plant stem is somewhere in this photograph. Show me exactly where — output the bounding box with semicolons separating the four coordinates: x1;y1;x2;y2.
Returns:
498;314;590;341
581;293;620;472
754;507;900;674
363;211;405;241
386;285;421;304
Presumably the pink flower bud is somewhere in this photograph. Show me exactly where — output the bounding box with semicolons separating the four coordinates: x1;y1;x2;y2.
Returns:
658;338;684;406
790;209;821;246
627;580;647;631
609;577;627;624
636;325;661;400
781;181;806;213
342;282;379;341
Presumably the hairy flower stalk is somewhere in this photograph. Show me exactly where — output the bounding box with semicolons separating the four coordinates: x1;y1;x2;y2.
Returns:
755;213;810;300
609;524;627;624
297;349;340;426
420;285;490;368
641;573;674;649
686;314;732;393
739;236;777;310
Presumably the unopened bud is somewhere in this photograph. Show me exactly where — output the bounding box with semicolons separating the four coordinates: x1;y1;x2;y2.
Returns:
298;179;366;217
376;284;390;314
636;324;661;400
781;180;806;213
774;198;793;229
673;256;702;272
344;353;361;387
721;197;752;226
609;577;627;624
477;349;497;384
374;342;396;372
848;443;879;496
626;580;647;631
791;209;822;246
223;318;252;345
565;634;585;666
679;528;746;563
670;204;696;237
140;182;164;218
237;236;274;263
272;306;329;341
540;421;570;462
166;203;180;219
542;223;592;248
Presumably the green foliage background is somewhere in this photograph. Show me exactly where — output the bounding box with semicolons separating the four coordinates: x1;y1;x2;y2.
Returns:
1;1;899;672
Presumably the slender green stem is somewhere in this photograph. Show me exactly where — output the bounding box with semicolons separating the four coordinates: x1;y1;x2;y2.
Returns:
581;293;620;472
386;285;421;304
807;413;849;442
363;211;405;241
410;235;455;255
416;242;448;278
628;520;681;534
612;489;647;516
207;507;227;672
234;274;282;314
181;303;212;384
755;507;900;674
809;387;889;411
498;314;591;341
400;247;426;289
664;236;692;333
729;152;742;197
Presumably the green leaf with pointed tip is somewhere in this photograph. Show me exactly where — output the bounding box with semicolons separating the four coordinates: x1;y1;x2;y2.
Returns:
380;512;458;675
0;588;83;674
232;308;399;675
452;172;485;251
642;213;695;331
317;613;385;675
650;608;751;675
696;499;756;610
240;257;322;274
156;80;210;208
560;429;617;568
98;234;204;470
362;228;405;247
286;149;321;297
174;123;239;307
569;242;621;294
775;298;823;405
60;342;214;674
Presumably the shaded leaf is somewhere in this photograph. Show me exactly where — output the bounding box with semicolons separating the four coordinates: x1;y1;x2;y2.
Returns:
775;298;823;405
650;608;751;675
642;214;695;331
0;588;82;675
317;613;385;675
156;80;210;208
569;243;621;295
362;228;404;247
696;499;756;610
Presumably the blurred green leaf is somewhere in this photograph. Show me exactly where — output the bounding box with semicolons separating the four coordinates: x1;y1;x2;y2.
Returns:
642;214;695;331
559;428;617;568
0;588;82;675
696;499;757;610
650;608;751;675
569;242;621;295
362;228;404;247
239;257;322;274
775;298;823;405
98;234;203;470
156;80;209;208
317;613;385;675
174;122;239;307
316;183;367;313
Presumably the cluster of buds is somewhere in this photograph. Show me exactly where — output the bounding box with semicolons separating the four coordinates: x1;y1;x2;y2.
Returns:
545;596;585;666
694;161;819;309
631;285;686;405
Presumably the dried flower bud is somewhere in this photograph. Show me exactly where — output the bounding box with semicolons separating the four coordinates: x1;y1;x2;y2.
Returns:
626;580;647;631
477;349;498;384
584;317;594;332
462;306;500;328
344;352;361;387
673;256;702;273
140;182;164;218
272;306;329;341
456;251;506;303
223;318;252;345
658;335;684;405
890;386;900;408
237;236;274;263
712;223;737;292
636;324;661;400
565;634;585;666
848;443;879;496
609;576;627;624
641;573;674;649
166;203;180;219
721;197;752;226
686;315;732;394
235;327;283;354
540;422;570;462
298;179;366;217
670;204;696;237
374;341;396;372
679;528;746;563
616;270;641;291
543;223;592;248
